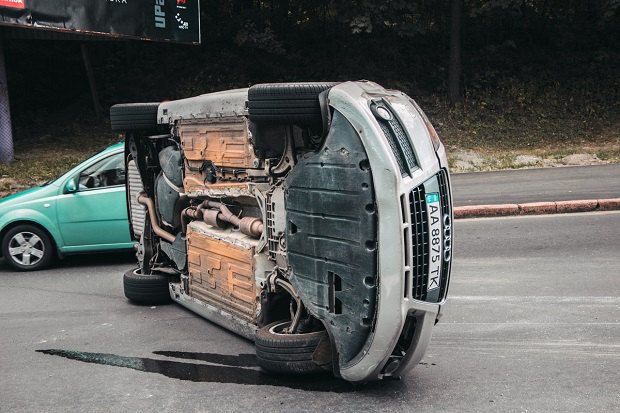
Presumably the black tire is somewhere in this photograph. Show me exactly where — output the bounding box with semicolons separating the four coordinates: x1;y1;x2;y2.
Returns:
1;224;54;271
248;82;337;126
123;268;171;305
110;103;160;132
255;320;326;374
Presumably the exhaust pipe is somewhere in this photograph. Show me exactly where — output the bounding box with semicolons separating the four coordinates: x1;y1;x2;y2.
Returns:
183;200;264;238
137;192;176;243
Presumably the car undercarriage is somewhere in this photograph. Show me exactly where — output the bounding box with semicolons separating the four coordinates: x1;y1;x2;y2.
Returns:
112;81;453;382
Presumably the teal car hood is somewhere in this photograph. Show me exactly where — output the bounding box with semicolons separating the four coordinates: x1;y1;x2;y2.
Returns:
0;184;59;211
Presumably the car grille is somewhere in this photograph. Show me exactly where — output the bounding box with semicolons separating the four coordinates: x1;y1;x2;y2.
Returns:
437;169;453;300
377;109;417;177
401;169;452;302
409;185;429;299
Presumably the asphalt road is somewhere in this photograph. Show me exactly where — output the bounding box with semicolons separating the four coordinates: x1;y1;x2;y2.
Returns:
0;212;618;413
452;164;620;206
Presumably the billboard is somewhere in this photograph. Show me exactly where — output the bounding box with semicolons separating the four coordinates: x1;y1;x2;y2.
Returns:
0;1;24;9
0;0;200;44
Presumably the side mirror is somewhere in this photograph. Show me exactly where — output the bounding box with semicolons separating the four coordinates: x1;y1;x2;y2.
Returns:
64;179;77;194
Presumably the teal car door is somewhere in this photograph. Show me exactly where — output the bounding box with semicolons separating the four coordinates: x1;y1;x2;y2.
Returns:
56;151;131;249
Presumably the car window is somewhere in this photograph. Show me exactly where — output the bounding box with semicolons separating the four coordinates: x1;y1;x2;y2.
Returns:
78;152;125;190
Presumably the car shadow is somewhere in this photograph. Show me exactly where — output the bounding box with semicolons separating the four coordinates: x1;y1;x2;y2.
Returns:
60;251;136;268
37;348;362;393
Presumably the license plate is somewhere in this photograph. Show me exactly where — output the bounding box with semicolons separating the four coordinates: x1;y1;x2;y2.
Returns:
425;193;442;292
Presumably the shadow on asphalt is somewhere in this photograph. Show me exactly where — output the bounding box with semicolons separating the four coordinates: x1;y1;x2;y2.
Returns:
37;349;364;393
59;251;136;268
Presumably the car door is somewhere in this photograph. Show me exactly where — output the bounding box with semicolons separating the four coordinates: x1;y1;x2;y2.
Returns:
56;151;131;248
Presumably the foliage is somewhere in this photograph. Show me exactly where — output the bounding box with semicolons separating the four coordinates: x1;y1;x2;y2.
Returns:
1;0;619;180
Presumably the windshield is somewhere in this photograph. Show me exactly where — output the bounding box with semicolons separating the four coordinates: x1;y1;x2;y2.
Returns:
40;144;123;187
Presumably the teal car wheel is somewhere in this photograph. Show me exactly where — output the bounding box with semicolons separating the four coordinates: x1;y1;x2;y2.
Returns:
2;224;54;271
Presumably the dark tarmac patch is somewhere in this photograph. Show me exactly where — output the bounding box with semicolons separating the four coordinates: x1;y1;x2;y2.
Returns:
37;349;356;393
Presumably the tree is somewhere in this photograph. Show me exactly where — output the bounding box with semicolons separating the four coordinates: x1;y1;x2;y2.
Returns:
448;0;463;104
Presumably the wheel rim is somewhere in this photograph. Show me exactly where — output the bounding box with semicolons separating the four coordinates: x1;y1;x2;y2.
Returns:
268;321;292;335
268;321;322;336
8;231;45;266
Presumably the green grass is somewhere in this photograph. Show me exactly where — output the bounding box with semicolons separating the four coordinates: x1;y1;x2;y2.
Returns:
597;147;620;161
420;74;620;153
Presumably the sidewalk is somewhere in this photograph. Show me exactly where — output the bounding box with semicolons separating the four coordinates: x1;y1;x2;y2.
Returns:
451;164;620;218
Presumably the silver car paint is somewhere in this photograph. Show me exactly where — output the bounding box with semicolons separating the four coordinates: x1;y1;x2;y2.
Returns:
157;88;248;124
328;81;448;382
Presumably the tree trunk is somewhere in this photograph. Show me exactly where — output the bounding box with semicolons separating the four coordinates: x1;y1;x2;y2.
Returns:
0;35;14;164
81;43;102;120
273;0;289;32
448;0;463;104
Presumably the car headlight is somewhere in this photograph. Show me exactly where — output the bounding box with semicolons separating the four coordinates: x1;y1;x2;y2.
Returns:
408;98;442;151
424;118;442;151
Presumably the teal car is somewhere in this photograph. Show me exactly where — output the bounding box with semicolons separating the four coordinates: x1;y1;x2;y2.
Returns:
0;143;133;271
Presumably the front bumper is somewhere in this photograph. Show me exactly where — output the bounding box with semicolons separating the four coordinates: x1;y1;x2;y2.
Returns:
329;81;452;382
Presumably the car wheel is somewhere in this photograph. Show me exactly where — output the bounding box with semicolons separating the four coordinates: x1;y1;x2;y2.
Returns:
247;82;337;126
123;268;171;305
1;224;54;271
255;320;326;375
110;103;160;132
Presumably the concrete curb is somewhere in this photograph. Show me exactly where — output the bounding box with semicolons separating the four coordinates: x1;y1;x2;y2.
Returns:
454;198;620;219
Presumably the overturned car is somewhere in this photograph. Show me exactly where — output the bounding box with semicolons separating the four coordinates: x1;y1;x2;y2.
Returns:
111;81;453;382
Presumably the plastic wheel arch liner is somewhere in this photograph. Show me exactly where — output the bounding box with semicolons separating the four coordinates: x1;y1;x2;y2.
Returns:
284;110;378;368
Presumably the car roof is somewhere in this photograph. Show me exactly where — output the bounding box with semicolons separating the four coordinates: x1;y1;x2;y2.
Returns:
102;142;124;153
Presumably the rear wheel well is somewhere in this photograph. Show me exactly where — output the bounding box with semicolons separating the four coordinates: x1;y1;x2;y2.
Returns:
0;221;59;259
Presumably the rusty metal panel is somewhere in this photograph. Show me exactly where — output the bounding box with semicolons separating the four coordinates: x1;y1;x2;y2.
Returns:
187;225;257;322
179;120;254;194
179;121;253;167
